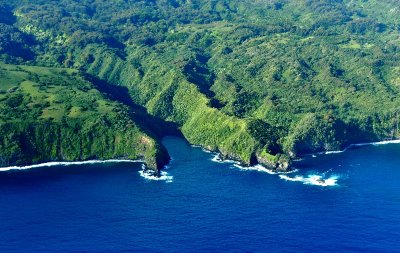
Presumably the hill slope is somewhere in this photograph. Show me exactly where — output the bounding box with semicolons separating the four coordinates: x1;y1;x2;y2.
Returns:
1;0;400;170
0;62;168;170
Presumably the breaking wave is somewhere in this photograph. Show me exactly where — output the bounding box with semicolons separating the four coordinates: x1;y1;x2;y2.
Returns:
0;159;142;172
233;164;299;175
211;153;298;175
358;139;400;146
279;174;339;187
324;150;344;155
191;144;213;153
208;149;340;187
322;139;400;155
233;164;277;174
138;165;173;183
211;153;240;164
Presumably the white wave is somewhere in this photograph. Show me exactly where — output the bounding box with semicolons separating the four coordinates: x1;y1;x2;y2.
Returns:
279;174;338;187
325;150;344;154
232;164;299;175
210;153;240;164
0;159;142;172
279;175;304;182
202;148;212;153
211;153;299;175
211;153;222;163
279;168;300;174
138;165;173;183
233;164;277;174
191;144;214;154
322;139;400;156
360;139;400;146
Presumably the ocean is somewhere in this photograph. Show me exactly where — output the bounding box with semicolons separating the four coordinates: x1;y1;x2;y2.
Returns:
0;136;399;252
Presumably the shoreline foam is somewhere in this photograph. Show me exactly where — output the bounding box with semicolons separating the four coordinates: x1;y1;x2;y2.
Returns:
211;153;240;164
208;149;338;187
279;174;339;187
305;139;400;157
233;164;299;175
0;159;143;172
210;153;298;175
0;159;174;183
138;165;173;183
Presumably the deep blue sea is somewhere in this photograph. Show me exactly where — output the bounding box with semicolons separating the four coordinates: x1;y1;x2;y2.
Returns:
1;136;399;252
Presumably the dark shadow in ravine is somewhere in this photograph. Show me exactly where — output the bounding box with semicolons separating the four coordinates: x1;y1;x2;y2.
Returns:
84;73;182;139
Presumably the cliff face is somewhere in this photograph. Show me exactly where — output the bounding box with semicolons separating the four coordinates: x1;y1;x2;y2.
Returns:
0;120;166;170
282;113;398;157
0;63;169;170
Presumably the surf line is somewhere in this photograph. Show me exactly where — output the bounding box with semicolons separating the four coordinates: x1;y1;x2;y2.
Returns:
279;174;339;187
210;151;340;187
211;153;298;175
0;159;143;172
306;139;400;156
139;164;173;183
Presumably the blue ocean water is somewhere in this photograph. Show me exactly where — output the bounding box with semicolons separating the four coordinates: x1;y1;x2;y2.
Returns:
0;136;399;252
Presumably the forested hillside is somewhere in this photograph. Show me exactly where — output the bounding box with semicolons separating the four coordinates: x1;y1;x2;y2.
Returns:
0;62;168;169
1;0;400;170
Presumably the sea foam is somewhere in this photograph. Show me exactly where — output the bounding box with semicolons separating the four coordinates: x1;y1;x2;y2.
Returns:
211;153;298;175
0;159;142;172
138;165;173;183
211;153;240;164
202;149;213;153
233;164;278;174
191;144;213;153
322;139;400;155
324;150;345;155
232;164;299;175
363;139;400;146
279;174;338;187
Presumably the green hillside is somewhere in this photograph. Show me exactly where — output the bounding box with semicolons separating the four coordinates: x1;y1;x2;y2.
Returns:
0;62;168;170
1;0;400;170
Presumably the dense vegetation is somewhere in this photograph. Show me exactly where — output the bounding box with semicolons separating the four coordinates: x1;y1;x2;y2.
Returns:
0;62;168;169
1;0;400;170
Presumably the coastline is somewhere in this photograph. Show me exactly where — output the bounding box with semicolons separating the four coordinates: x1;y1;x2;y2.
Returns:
209;151;297;175
2;139;399;174
305;139;400;157
196;138;400;173
0;159;144;172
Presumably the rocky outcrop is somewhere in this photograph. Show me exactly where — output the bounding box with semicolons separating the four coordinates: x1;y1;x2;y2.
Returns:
256;153;292;172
